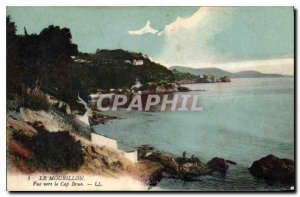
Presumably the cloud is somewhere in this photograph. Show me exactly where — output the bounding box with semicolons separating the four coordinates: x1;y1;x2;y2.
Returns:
155;7;293;76
159;7;213;36
157;7;234;65
128;20;158;35
126;7;293;75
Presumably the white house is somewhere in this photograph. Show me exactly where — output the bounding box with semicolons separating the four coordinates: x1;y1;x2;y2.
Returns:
133;59;144;66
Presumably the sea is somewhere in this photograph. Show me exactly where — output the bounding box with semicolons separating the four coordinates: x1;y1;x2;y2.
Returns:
94;77;294;191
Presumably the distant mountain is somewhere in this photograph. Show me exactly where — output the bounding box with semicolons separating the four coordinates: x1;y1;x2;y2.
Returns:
170;66;288;78
233;70;285;78
170;66;232;78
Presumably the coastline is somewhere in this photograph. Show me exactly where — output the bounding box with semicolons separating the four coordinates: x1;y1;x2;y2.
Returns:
90;78;295;190
7;78;295;191
5;6;295;192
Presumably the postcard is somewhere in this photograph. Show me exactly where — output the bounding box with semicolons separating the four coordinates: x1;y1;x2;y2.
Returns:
6;6;295;191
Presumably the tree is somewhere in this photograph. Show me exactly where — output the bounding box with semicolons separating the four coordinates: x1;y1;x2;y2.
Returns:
39;25;78;64
7;16;23;95
6;16;17;50
37;25;78;99
7;17;79;96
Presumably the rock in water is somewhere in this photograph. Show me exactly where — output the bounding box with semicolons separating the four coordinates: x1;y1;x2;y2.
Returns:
177;86;190;92
249;155;294;185
220;76;231;82
207;157;229;173
138;145;235;182
137;145;154;160
146;151;180;174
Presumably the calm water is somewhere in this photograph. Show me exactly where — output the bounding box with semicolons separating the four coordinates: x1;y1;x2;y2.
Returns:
94;78;294;191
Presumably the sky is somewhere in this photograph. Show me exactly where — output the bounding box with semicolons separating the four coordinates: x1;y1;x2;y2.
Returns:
7;7;294;75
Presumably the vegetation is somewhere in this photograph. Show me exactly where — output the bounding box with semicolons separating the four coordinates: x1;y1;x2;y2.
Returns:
23;91;50;111
172;69;231;84
172;69;202;83
13;125;84;172
172;69;215;83
7;16;174;108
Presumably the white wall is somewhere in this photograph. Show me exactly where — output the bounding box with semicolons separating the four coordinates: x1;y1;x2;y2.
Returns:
120;150;138;163
91;133;138;163
75;113;90;126
124;151;137;163
91;133;118;150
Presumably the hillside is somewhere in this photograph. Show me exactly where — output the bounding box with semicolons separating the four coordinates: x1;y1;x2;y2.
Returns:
233;70;285;78
170;66;288;78
171;66;232;78
6;15;175;108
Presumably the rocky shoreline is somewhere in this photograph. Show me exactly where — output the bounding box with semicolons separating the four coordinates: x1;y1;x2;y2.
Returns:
137;145;236;185
136;145;294;187
7;92;295;189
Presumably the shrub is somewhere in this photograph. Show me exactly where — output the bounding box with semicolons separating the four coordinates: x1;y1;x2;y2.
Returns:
12;125;84;172
8;139;32;160
24;91;50;111
30;130;84;171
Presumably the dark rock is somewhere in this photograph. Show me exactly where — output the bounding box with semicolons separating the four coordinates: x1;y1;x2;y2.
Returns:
178;86;191;92
89;111;117;125
207;157;229;173
138;146;233;183
138;146;180;174
176;162;212;180
249;154;294;185
145;151;180;174
176;155;212;179
220;76;231;82
137;145;154;160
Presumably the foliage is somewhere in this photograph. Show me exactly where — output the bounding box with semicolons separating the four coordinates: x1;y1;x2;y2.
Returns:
172;69;202;82
13;127;84;171
172;69;218;83
23;91;50;111
7;16;23;94
7;16;78;96
90;49;174;88
31;130;83;171
7;16;174;108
